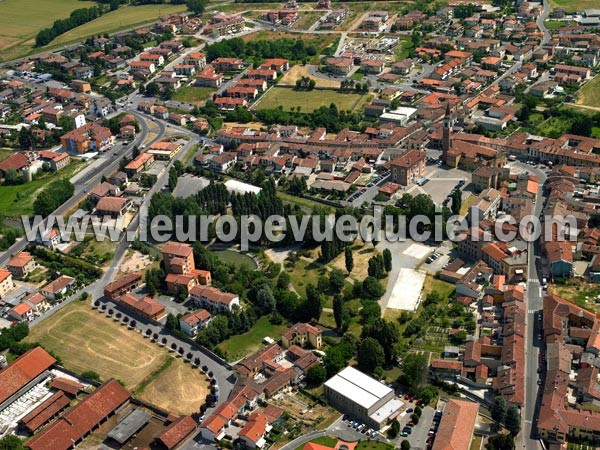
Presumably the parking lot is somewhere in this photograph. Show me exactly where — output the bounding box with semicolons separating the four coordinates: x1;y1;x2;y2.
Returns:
407;162;472;207
393;399;443;450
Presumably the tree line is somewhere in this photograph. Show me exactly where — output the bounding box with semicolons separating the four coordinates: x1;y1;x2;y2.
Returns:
33;179;75;217
205;37;318;63
36;7;103;47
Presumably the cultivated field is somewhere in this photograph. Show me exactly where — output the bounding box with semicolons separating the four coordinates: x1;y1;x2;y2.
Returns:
576;75;600;109
256;87;371;113
0;0;96;61
279;65;341;89
49;4;188;48
137;357;209;415
26;301;168;390
549;0;599;11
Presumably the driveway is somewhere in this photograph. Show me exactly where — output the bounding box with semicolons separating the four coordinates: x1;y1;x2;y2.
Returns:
394;406;434;450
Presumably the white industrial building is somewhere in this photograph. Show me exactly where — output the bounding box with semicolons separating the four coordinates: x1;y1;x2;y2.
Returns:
324;366;403;429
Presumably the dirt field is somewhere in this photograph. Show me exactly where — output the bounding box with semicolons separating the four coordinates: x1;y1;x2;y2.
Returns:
279;65;341;89
330;240;377;282
26;302;167;390
138;357;209;415
119;250;153;275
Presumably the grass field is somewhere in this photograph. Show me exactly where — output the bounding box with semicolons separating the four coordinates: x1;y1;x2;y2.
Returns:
295;437;338;450
0;159;86;218
26;301;167;390
0;148;15;161
292;12;324;30
172;86;217;105
137;357;209;415
256;87;371;113
576;75;600;108
0;0;96;61
48;4;187;48
548;0;598;11
217;316;287;361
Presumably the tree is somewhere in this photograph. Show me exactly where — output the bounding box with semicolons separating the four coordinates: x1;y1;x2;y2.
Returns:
491;396;507;424
363;276;385;298
382;248;392;272
505;405;521;435
362;318;399;365
187;0;208;14
306;364;327;387
166;313;180;332
345;246;354;273
357;337;385;372
81;370;101;382
168;167;178;191
333;294;344;332
33;191;55;217
388;420;400;438
0;436;25;450
451;189;462;215
410;413;420;424
359;300;381;325
486;434;514;450
305;284;323;322
400;440;410;450
256;287;276;314
145;82;160;97
3;168;22;186
329;269;345;293
401;353;428;387
414;406;422;417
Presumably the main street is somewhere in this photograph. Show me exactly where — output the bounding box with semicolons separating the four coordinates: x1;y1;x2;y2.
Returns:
514;161;548;450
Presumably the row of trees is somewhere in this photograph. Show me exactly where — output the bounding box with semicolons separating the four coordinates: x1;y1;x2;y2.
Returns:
36;7;103;47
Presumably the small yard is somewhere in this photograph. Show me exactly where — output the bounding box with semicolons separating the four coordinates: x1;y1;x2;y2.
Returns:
294;436;338;450
576;75;600;108
217;316;287;361
256;87;371;113
550;280;600;312
172;86;217;105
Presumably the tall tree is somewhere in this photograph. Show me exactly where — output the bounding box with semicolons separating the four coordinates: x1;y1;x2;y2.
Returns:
505;406;521;436
357;337;385;372
401;353;428;387
345;246;354;273
362;318;399;365
451;189;462;215
187;0;208;15
305;284;323;322
491;397;507;424
333;294;344;332
382;248;392;272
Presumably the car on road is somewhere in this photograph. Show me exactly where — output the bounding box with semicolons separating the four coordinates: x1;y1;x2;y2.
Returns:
406;408;413;413
400;431;409;437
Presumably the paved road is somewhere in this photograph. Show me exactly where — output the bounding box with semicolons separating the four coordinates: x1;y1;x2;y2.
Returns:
514;162;548;450
0;110;155;267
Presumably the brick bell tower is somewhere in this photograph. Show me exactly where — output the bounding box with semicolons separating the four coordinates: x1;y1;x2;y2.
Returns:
442;102;454;161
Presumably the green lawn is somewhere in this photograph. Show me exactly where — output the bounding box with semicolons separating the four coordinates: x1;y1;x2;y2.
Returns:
172;86;217;105
47;4;188;48
593;127;600;139
577;75;600;108
356;441;394;450
292;11;324;30
0;159;86;217
277;191;333;213
544;20;567;29
393;36;415;61
0;0;96;61
0;148;15;162
256;87;371;113
536;116;573;138
295;436;338;450
549;0;599;11
217;316;287;361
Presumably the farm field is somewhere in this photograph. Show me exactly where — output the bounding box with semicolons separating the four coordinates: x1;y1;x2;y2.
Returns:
256;87;371;113
576;75;600;109
137;357;210;415
47;4;188;48
0;0;95;61
548;0;599;11
172;86;217;105
26;301;168;390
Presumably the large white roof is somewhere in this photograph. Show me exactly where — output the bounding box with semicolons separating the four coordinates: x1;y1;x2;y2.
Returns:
325;366;393;409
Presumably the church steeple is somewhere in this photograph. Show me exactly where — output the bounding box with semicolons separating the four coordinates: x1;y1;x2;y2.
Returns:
442;102;454;157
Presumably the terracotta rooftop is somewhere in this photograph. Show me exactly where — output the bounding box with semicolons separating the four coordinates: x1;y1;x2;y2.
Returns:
0;347;56;406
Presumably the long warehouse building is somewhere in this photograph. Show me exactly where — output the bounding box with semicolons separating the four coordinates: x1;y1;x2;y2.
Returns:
324;366;403;429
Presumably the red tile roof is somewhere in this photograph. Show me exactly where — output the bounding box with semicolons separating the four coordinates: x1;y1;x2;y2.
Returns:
20;391;70;433
432;399;479;450
0;347;56;406
26;380;130;450
157;416;197;449
50;377;84;396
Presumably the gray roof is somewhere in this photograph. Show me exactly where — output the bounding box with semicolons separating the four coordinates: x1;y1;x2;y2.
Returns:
107;409;151;444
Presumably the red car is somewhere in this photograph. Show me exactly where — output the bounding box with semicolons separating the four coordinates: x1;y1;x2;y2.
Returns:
408;421;415;426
